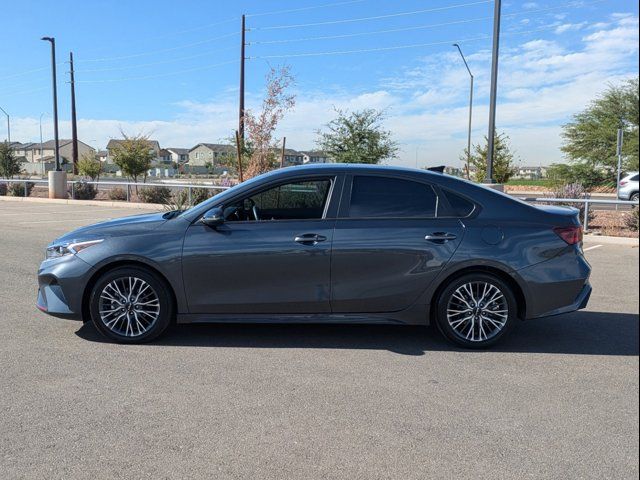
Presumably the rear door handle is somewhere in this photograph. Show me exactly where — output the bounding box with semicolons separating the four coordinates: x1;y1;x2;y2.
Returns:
294;234;327;245
425;232;457;243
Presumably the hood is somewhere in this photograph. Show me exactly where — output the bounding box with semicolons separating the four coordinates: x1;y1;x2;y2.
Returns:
53;211;167;245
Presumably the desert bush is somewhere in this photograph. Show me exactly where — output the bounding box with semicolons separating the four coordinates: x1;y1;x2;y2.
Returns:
139;185;172;204
108;187;127;201
8;181;34;197
625;207;639;232
547;182;594;224
73;181;98;200
0;182;6;196
163;187;213;211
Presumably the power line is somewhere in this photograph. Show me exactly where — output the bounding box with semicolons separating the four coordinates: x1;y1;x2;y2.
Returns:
0;66;50;82
79;31;238;63
247;0;368;18
248;24;564;59
251;0;494;30
75;59;238;83
75;46;237;73
248;0;609;45
248;17;492;45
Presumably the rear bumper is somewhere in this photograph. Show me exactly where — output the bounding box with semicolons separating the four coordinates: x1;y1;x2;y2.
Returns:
516;247;592;320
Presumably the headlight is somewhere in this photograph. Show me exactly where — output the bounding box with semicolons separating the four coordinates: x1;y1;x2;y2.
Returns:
45;239;103;260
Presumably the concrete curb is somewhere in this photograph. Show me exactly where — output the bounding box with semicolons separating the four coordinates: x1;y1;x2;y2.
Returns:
584;234;639;246
0;195;162;210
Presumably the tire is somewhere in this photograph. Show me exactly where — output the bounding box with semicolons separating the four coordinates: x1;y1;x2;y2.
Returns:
630;193;639;202
435;273;517;349
89;266;174;343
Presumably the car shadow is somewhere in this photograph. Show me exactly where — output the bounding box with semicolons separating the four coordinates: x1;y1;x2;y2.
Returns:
75;310;639;357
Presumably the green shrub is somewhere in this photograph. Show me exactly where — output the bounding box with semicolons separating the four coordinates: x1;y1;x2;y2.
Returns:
73;181;98;200
108;187;127;201
8;181;34;197
139;186;172;204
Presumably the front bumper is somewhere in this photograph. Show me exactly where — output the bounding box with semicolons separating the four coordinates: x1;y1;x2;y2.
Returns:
37;254;94;320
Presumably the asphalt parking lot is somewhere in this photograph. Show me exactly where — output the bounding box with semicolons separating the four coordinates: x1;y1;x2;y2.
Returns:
0;201;638;479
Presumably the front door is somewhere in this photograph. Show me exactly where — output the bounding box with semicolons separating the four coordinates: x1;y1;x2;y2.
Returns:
182;177;337;314
331;174;464;313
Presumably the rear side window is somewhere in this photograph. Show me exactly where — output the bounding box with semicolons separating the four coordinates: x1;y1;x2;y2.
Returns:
630;174;639;181
441;189;475;217
348;176;438;218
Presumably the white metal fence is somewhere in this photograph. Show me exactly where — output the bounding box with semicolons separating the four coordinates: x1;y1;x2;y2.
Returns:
0;179;230;204
1;179;638;231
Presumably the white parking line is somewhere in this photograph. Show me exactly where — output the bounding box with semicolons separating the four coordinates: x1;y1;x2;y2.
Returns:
583;244;603;252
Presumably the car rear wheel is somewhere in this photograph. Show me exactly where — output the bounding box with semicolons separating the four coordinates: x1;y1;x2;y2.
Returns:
435;273;517;349
89;266;173;343
631;192;639;202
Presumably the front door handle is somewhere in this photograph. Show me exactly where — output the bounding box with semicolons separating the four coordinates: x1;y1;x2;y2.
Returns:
425;232;457;243
294;234;327;246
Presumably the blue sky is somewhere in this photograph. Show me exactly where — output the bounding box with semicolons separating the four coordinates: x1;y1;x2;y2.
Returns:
0;0;638;167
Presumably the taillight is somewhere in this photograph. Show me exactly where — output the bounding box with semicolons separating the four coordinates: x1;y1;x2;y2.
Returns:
620;180;628;186
554;226;583;245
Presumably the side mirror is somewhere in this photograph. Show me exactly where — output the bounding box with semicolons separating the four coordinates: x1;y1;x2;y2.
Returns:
201;207;225;228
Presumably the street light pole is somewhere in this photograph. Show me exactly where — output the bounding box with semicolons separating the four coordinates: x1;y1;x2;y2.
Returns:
42;36;66;199
453;44;474;180
0;106;10;143
41;36;61;172
485;0;502;184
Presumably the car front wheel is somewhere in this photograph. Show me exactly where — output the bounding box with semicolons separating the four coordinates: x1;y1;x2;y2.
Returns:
89;266;173;343
435;273;517;348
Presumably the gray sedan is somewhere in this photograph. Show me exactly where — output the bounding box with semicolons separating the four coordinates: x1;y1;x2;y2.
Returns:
37;164;592;348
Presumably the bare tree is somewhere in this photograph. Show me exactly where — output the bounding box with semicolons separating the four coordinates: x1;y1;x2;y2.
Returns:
243;66;296;179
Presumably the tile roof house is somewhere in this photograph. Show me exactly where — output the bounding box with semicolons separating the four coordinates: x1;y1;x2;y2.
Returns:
105;139;164;165
188;143;235;167
166;148;190;163
11;139;95;163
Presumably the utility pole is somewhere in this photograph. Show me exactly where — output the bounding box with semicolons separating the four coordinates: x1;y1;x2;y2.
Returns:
239;14;246;141
0;106;9;143
69;52;79;175
280;137;286;168
453;44;473;180
39;113;46;159
616;128;624;208
485;0;502;184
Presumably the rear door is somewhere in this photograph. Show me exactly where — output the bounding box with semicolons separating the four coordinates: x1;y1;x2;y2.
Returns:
330;174;464;313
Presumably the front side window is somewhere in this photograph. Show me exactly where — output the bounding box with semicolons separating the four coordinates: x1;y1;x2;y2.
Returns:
225;179;332;222
348;176;438;218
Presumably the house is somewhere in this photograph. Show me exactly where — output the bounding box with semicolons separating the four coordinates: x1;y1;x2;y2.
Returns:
166;147;190;164
188;143;235;167
106;138;162;165
300;151;331;164
513;166;548;180
12;139;95;163
282;149;303;166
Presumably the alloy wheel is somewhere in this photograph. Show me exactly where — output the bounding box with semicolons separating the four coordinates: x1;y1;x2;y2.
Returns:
98;276;160;337
446;281;508;342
